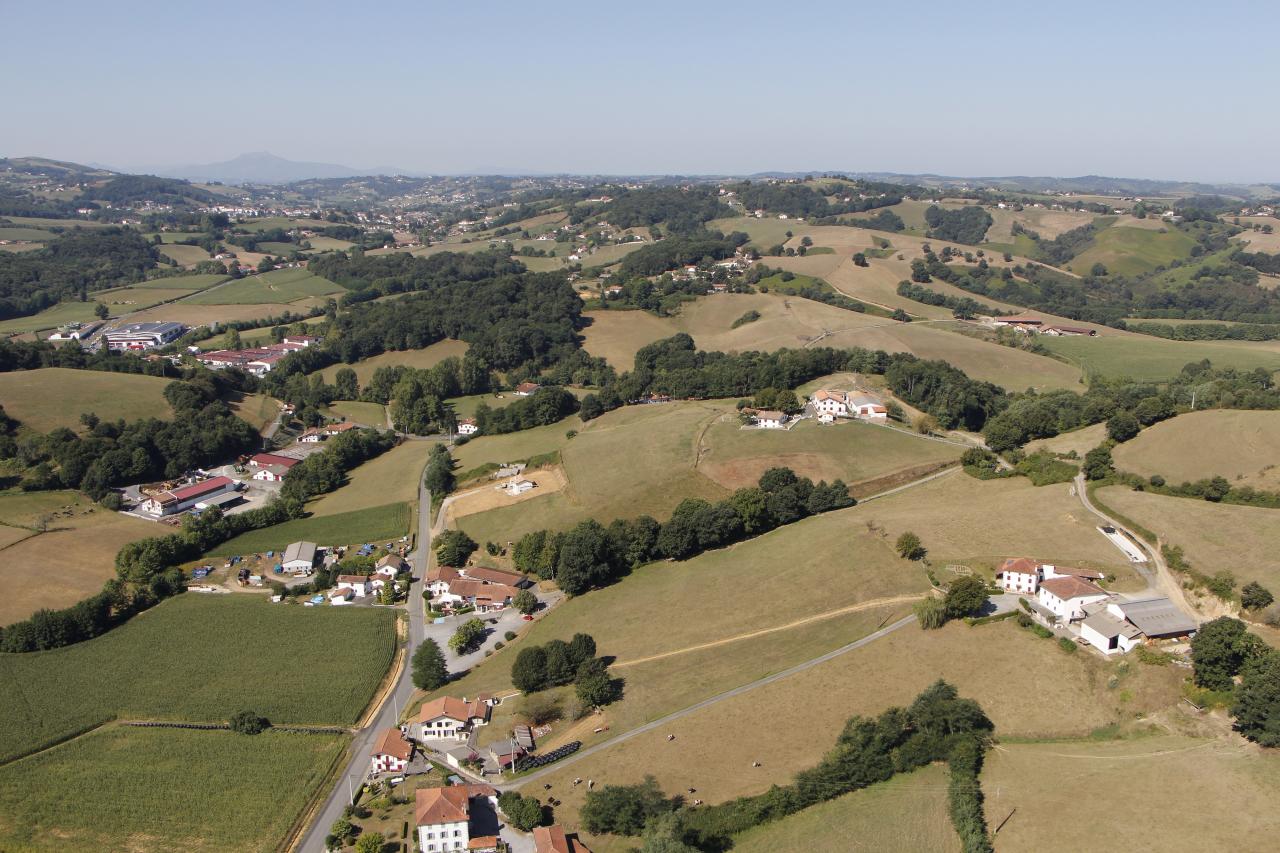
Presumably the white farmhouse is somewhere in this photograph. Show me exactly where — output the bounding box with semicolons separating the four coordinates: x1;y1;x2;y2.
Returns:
1036;576;1109;624
754;409;787;429
415;784;499;852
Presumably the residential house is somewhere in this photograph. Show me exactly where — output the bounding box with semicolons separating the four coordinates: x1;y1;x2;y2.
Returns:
810;390;850;418
282;541;318;573
142;476;237;516
329;587;354;606
458;566;532;588
754;410;787;429
375;553;407;578
252;464;291;482
458;418;479;435
533;825;595;853
995;557;1042;595
417;696;492;741
427;565;462;596
324;422;359;436
512;382;540;396
298;427;326;443
336;575;373;597
992;316;1044;332
415;784;498;853
371;727;414;774
435;580;520;613
1036;576;1109;624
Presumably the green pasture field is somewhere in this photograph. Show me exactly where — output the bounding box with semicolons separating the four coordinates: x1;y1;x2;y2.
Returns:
450;415;584;476
98;286;193;312
0;227;55;241
4;216;111;230
132;273;229;290
731;765;958;853
158;243;210;266
1067;225;1197;277
304;236;354;251
0;726;349;853
1112;409;1280;489
309;441;427;518
0;301;100;334
578;241;647;268
256;241;298;255
183;268;345;305
325;400;387;426
228;391;280;433
1097;486;1280;592
1038;334;1280;381
237;216;324;232
0;368;172;431
209;502;413;556
0;594;395;761
316;339;469;384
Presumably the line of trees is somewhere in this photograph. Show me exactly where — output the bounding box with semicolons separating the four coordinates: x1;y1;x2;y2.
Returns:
511;467;853;595
582;681;994;852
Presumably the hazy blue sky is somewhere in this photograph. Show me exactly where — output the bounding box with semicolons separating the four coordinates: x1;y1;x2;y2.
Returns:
3;0;1276;181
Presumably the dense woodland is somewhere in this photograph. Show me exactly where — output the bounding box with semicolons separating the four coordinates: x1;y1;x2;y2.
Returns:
0;227;159;319
589;186;732;233
615;230;749;277
924;205;993;244
80;175;218;207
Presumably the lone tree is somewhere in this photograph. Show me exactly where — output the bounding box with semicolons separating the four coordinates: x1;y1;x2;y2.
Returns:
896;532;926;561
1241;582;1275;611
575;659;623;708
914;596;947;629
497;791;544;831
944;575;989;618
513;588;538;615
1232;650;1280;747
229;709;270;735
354;833;385;853
449;617;486;654
412;638;448;690
1191;617;1264;691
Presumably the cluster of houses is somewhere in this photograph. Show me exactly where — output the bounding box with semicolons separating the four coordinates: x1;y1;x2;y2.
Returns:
194;334;318;376
992;316;1097;337
367;700;593;853
328;553;406;605
427;564;532;613
996;557;1197;655
810;389;888;424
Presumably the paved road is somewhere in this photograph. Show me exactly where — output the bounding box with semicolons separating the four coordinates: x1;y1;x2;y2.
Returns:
297;479;432;853
1071;472;1195;617
503;613;918;789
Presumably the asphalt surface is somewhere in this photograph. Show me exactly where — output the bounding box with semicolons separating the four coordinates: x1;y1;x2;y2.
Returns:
297;479;431;853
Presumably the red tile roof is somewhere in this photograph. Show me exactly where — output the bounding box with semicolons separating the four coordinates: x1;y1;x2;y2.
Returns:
534;825;593;853
165;476;233;502
1040;576;1106;600
372;727;412;761
998;557;1041;576
250;452;300;469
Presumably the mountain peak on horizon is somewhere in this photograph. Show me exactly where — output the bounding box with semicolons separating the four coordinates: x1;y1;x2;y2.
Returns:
157;152;366;185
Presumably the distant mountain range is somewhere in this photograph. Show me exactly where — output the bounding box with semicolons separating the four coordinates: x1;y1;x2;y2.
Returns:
154;152;399;185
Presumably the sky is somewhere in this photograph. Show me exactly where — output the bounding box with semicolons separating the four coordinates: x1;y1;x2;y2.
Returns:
3;0;1277;182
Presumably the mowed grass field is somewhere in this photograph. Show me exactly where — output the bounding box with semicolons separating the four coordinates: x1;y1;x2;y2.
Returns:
1039;333;1280;381
456;402;729;544
581;292;1084;393
983;736;1280;852
730;764;958;853
0;300;103;334
698;415;961;492
0;594;395;761
0;368;172;431
130;273;229;290
210;502;413;555
309;441;427;517
316;338;469;384
520;618;1183;851
1067;225;1198;277
325;400;387;426
157;242;210;266
1097;486;1280;592
227;391;279;433
1112;410;1280;489
436;503;932;737
0;491;158;625
183;268;345;305
0;726;348;853
1025;422;1108;457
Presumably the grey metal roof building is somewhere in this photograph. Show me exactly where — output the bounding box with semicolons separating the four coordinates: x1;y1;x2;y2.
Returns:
1112;597;1198;638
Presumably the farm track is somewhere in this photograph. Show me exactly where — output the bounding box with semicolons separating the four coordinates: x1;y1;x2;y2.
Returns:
503;613;919;789
613;595;923;668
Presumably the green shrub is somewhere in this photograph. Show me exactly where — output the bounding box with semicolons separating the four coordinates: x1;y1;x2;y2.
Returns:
1058;637;1078;654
